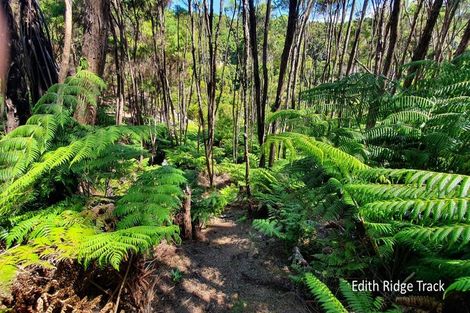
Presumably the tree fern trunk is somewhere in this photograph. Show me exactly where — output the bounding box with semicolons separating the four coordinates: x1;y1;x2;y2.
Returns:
2;0;58;130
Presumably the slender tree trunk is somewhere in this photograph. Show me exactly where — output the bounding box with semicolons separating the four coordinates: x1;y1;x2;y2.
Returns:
435;0;460;62
59;0;72;83
454;19;470;57
321;3;334;82
287;0;315;109
241;0;251;196
396;0;423;80
332;0;347;77
183;185;192;240
404;0;444;88
382;0;401;77
110;0;126;125
258;0;272;167
338;0;356;78
268;0;299;166
246;0;263;150
346;0;369;75
373;0;387;75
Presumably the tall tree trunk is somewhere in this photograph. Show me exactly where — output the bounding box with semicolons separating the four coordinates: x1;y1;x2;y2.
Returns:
396;0;423;80
241;1;251;196
59;0;72;83
434;0;460;62
246;0;263;150
78;0;110;125
382;0;401;77
345;0;369;75
454;19;470;57
258;0;271;167
268;0;299;166
82;0;110;77
287;0;315;109
321;2;334;82
332;0;347;77
338;0;356;78
373;0;387;75
0;6;9;123
109;0;126;125
404;0;444;88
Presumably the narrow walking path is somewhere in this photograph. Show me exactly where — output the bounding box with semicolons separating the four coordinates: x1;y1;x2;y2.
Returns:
152;208;311;313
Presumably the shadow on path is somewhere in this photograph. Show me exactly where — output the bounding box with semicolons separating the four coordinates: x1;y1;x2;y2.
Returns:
152;208;312;313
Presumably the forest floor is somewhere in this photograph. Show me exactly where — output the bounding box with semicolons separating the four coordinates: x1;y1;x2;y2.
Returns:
152;207;312;313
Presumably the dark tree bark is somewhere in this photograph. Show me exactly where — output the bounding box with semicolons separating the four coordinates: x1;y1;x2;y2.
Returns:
454;19;470;57
268;0;299;166
435;0;460;62
372;0;387;75
82;0;110;77
109;0;126;125
270;0;299;114
396;0;423;80
241;1;251;196
2;0;58;131
260;0;271;157
338;0;356;78
345;0;369;75
332;0;347;77
404;0;444;88
382;0;401;77
246;0;263;149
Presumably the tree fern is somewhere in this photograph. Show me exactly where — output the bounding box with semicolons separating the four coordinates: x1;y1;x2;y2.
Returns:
78;225;180;270
0;125;153;214
264;132;369;176
0;71;106;184
114;166;186;229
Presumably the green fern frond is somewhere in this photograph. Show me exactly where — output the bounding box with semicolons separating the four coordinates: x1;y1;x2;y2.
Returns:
252;219;284;238
265;132;369;175
445;277;470;298
359;198;470;224
395;223;470;248
0;126;153;214
304;273;348;313
382;110;429;125
387;96;435;112
339;279;379;312
78;225;179;270
421;258;470;279
356;169;469;197
114;166;186;229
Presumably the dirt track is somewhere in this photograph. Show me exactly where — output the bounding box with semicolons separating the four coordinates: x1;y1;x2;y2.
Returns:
152;208;311;313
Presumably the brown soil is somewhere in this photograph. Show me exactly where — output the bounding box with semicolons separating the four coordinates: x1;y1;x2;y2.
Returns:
152;208;312;313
